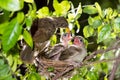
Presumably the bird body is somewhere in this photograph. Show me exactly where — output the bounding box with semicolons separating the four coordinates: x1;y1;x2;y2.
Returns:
60;45;87;62
47;33;72;60
20;45;34;63
20;17;68;63
59;36;87;63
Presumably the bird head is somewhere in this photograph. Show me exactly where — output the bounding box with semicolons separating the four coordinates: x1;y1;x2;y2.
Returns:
73;36;84;47
53;17;68;28
60;32;72;47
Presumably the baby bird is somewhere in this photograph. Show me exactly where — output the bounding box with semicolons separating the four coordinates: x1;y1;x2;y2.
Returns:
59;36;87;66
47;33;72;60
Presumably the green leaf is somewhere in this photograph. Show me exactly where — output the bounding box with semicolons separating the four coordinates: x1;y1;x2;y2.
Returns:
87;71;98;80
53;0;62;15
47;67;54;72
75;20;80;33
71;74;84;80
27;3;37;19
74;3;82;20
79;67;88;77
6;54;13;67
0;65;9;76
11;58;17;72
0;0;24;11
88;16;102;29
25;16;33;30
88;16;94;25
83;5;97;14
60;0;70;11
95;2;103;18
53;0;70;15
68;13;75;21
105;8;118;19
37;7;49;18
97;24;111;43
100;62;108;74
50;35;57;46
83;26;94;38
0;22;9;34
104;75;108;80
92;20;102;29
17;12;25;24
6;52;22;72
0;59;4;65
24;0;34;3
28;72;41;80
2;18;22;52
0;10;10;22
23;30;33;48
0;59;15;80
113;17;120;33
75;3;82;16
110;10;118;19
105;8;113;20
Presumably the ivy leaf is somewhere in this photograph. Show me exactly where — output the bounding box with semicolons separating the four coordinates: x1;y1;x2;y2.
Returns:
83;26;94;38
23;30;33;48
97;24;111;43
83;5;97;14
2;18;22;52
0;0;24;11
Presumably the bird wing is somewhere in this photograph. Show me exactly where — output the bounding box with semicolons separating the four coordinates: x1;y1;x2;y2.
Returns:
59;45;87;62
20;45;34;63
47;44;65;58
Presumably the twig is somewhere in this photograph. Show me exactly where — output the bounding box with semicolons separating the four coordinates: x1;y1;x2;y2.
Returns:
52;65;74;80
84;57;120;67
51;61;84;80
84;44;120;61
109;50;120;80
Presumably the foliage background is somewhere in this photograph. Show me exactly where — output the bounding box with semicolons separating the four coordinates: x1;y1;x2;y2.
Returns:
0;0;120;80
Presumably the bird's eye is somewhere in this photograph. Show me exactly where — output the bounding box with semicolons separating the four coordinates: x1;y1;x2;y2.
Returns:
80;39;83;42
63;33;67;37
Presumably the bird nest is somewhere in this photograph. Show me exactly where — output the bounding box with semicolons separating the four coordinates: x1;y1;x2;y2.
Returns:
35;56;83;80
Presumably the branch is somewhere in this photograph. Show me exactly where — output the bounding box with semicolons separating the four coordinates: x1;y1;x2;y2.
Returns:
109;50;120;80
84;40;120;61
52;65;74;80
84;56;120;67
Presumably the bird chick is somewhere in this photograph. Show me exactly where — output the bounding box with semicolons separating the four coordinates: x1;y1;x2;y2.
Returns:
47;32;72;60
59;36;87;66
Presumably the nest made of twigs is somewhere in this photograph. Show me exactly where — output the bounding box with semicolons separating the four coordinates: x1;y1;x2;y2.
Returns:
35;56;81;80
